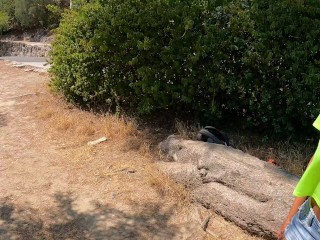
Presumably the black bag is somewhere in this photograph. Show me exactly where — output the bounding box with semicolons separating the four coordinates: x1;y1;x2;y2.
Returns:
197;126;233;147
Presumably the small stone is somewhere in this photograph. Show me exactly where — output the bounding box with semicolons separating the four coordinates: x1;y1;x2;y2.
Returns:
111;192;116;199
199;168;207;177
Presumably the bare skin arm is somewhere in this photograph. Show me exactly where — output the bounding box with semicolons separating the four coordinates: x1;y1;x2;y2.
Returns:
276;197;307;239
276;156;314;239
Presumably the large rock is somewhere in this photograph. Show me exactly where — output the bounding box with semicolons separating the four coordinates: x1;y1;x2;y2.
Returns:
159;135;300;239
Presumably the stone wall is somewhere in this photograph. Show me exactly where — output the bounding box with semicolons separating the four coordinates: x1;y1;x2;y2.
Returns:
0;41;51;58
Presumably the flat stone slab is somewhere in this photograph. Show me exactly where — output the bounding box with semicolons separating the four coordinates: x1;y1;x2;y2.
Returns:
159;135;300;239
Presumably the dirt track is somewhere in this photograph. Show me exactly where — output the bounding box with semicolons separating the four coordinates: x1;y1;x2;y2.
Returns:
0;61;263;240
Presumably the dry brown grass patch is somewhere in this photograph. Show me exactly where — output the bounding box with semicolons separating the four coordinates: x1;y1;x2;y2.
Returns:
65;145;97;164
144;164;192;209
266;141;314;175
175;119;199;140
138;141;152;157
230;132;314;176
101;114;138;140
31;87;140;144
36;107;55;120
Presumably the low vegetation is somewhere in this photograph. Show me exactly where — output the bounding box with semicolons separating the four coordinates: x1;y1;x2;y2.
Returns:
50;0;320;139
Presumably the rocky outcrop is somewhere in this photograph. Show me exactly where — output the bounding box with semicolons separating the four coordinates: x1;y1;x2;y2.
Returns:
159;135;300;239
0;41;50;57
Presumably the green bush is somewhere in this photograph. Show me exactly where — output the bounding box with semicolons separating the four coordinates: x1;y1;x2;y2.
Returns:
0;0;69;31
51;0;224;110
0;0;14;21
50;0;320;137
15;0;58;28
0;11;10;34
221;0;320;135
50;3;110;105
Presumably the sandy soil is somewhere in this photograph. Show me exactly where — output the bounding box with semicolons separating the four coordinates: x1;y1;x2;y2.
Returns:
0;61;264;240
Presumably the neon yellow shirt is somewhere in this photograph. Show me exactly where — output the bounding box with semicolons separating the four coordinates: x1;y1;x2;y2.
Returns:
314;114;320;131
293;114;320;205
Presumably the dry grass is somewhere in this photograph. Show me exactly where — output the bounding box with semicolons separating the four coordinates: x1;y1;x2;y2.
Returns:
30;86;193;206
204;214;264;240
144;163;193;209
102;114;138;140
175;119;199;140
32;91;139;145
272;142;314;175
229;132;314;176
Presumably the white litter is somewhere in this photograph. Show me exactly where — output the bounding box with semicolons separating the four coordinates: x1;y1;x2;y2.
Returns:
87;137;107;146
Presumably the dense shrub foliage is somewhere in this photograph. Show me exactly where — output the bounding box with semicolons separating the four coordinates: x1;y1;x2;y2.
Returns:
0;11;10;34
0;0;69;31
50;0;320;137
239;0;320;134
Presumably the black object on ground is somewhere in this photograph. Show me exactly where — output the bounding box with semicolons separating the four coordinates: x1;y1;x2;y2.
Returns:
197;126;234;147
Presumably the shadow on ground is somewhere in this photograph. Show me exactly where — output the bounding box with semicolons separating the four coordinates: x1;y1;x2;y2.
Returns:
0;193;178;240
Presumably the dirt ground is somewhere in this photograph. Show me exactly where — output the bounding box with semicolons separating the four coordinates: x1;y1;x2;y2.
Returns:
0;61;264;240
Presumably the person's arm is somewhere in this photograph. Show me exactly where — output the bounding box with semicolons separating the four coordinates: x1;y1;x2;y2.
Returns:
276;196;306;239
276;156;314;239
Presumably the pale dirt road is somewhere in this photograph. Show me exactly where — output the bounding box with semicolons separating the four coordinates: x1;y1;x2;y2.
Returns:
0;61;263;240
0;57;49;69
